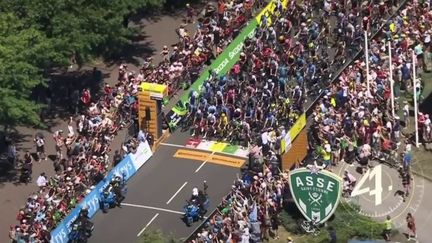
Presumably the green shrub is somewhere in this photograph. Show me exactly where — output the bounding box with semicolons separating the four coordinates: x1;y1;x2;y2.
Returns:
280;201;388;243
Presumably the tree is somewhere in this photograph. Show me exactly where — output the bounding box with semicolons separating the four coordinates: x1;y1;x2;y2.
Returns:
138;229;180;243
0;13;49;129
0;0;165;128
0;0;166;66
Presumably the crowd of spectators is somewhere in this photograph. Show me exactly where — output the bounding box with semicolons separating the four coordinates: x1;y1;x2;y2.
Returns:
9;63;142;243
191;169;288;243
8;1;265;242
309;0;431;175
187;0;427;242
8;0;425;241
135;0;261;96
182;0;404;153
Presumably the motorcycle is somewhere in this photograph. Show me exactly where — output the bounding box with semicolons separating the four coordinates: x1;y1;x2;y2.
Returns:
68;213;94;243
99;173;127;213
183;181;209;226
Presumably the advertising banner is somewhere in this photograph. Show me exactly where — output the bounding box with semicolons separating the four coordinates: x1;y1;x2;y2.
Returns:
177;20;258;107
167;0;290;129
50;141;153;243
130;140;153;169
255;0;289;26
289;113;306;142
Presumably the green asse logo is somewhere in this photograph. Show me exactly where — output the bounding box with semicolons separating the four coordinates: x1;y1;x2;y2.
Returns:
289;166;342;223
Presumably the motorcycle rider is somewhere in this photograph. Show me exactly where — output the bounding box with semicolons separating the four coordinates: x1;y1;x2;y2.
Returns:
111;175;125;207
190;187;207;217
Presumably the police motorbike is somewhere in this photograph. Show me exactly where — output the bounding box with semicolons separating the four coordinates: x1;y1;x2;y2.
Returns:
68;209;94;243
183;181;210;226
100;173;127;213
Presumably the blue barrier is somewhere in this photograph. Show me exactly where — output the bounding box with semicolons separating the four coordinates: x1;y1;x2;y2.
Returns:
50;141;153;243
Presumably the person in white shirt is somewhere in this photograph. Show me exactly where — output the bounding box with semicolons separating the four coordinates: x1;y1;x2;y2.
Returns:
36;173;48;188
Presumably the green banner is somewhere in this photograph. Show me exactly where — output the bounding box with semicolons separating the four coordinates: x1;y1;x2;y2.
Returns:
167;0;290;129
175;20;258;110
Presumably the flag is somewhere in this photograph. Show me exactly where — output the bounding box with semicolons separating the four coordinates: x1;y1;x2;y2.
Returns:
249;202;258;222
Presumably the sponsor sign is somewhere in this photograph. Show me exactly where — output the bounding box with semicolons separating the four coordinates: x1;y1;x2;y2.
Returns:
130;140;153;170
289;167;342;224
50;141;153;243
167;0;290;129
289;113;306;142
255;0;289;26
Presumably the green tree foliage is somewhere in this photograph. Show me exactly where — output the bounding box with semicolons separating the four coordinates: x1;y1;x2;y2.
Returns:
0;0;165;128
137;229;180;243
280;202;387;242
0;13;47;128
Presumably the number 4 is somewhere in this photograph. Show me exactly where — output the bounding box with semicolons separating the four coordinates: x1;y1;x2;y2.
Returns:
351;164;383;206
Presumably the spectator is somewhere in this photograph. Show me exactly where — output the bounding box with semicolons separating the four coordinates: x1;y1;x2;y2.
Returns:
7;142;17;166
384;215;393;241
36;173;48;188
406;213;417;240
34;134;46;162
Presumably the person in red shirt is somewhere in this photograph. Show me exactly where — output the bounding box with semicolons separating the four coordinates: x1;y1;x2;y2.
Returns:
406;213;417;240
217;0;225;23
81;88;91;106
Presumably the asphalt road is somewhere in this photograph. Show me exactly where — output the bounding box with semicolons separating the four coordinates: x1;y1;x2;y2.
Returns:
0;5;194;242
89;131;243;242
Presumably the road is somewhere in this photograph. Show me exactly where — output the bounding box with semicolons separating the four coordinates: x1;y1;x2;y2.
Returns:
0;7;195;242
2;2;432;243
333;159;432;243
89;131;245;242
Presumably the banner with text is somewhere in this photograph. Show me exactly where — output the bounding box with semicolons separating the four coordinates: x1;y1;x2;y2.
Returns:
50;141;153;243
167;0;290;129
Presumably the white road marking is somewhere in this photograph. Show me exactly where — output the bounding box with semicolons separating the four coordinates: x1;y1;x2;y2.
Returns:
137;213;159;237
195;151;215;173
160;142;248;158
161;142;184;148
166;181;188;204
123;203;184;214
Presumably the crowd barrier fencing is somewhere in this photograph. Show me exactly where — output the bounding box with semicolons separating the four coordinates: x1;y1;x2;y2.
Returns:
50;141;153;243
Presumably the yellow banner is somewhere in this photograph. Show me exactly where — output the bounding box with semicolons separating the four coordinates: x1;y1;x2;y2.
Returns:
289;113;306;141
140;82;167;95
255;0;289;26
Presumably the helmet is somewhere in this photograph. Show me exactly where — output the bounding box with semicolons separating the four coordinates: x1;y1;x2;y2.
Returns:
192;188;198;196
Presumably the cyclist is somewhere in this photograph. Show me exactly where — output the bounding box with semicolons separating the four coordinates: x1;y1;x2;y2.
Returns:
192;109;204;137
204;112;217;139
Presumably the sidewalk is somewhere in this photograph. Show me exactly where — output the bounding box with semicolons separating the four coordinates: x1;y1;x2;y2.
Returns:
0;11;188;242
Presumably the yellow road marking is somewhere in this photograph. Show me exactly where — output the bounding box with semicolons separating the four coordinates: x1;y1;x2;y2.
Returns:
207;154;245;167
174;149;210;161
173;149;245;168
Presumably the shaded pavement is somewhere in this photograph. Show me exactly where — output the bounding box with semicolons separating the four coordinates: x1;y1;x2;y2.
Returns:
0;8;194;242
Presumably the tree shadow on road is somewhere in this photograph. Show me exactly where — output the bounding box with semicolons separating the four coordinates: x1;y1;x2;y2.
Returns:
103;34;156;67
0;162;21;187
